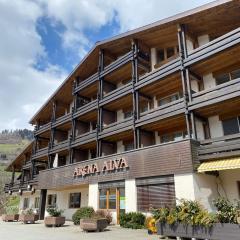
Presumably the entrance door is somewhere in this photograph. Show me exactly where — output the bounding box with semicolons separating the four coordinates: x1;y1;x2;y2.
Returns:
99;187;125;224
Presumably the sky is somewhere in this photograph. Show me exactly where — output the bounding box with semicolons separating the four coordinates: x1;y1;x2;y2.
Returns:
0;0;214;131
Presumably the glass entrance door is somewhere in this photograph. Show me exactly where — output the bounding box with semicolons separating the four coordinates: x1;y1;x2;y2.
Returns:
99;187;125;224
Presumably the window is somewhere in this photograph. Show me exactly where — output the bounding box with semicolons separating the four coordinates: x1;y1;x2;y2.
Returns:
160;131;187;143
137;182;175;211
157;49;165;62
58;156;66;167
47;194;57;208
140;101;150;113
216;68;240;85
69;193;81;208
124;110;133;119
124;142;134;151
99;187;125;211
34;197;40;209
158;93;180;107
23;198;29;210
222;117;240;136
166;47;175;58
216;73;230;85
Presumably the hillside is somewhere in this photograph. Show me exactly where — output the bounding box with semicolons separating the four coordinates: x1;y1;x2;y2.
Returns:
0;129;33;165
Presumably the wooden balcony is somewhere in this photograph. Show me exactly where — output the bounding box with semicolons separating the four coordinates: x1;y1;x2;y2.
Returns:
4;176;39;193
99;118;133;139
34;122;51;136
136;99;185;127
50;139;70;154
32;146;48;160
71;130;97;148
74;72;98;94
185;27;240;67
136;57;181;90
198;133;240;160
189;78;240;111
73;99;97;119
99;83;132;107
100;51;132;78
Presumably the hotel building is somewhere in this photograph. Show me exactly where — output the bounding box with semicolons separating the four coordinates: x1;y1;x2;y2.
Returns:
4;0;240;224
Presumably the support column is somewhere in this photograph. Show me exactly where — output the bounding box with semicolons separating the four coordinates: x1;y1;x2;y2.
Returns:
88;183;99;211
178;24;192;138
97;49;104;157
39;189;47;220
125;179;137;212
132;39;141;149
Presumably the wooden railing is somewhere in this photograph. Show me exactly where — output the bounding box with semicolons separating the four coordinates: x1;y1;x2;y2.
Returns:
198;133;240;160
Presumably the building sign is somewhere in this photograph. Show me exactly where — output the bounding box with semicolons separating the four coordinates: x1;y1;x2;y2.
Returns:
73;158;128;177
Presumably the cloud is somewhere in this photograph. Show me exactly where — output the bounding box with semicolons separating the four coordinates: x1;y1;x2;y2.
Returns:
0;0;67;130
0;0;214;130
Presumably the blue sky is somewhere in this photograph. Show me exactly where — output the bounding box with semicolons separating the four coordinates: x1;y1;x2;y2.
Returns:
0;0;214;130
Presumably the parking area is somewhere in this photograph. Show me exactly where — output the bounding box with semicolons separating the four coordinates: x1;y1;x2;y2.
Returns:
0;220;159;240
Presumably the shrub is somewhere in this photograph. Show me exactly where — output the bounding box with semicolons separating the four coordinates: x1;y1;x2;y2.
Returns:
95;210;112;224
72;207;94;225
21;208;34;216
5;205;19;215
120;212;146;229
213;197;237;224
46;207;63;217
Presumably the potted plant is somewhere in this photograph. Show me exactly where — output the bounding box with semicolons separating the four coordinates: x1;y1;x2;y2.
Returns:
2;206;19;222
44;207;65;227
155;198;240;240
80;214;109;232
19;208;36;224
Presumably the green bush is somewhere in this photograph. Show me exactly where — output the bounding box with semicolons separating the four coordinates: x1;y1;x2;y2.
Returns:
46;207;63;217
120;212;146;229
72;207;94;225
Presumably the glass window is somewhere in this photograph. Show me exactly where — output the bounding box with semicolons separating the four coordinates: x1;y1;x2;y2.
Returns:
47;194;57;208
161;134;172;143
124;110;133;119
124;142;134;151
216;73;230;85
140;101;149;113
99;189;107;209
23;198;29;210
34;197;40;209
174;132;184;141
222;117;240;136
69;193;81;208
108;189;116;209
167;47;175;58
58;156;66;167
157;49;165;62
231;69;240;80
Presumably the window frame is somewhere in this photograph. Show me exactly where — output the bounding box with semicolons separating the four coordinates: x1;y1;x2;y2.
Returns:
69;192;81;209
23;197;30;210
47;194;57;208
34;197;40;209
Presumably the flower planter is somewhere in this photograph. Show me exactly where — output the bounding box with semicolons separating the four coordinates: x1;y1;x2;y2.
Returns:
2;214;19;222
19;214;36;224
44;216;65;227
80;218;108;232
156;222;240;240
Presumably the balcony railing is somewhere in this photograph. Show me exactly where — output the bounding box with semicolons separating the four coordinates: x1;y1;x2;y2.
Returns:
198;133;240;160
99;118;133;139
72;130;97;147
99;82;132;106
185;27;240;67
32;146;48;160
136;99;185;127
189;77;240;111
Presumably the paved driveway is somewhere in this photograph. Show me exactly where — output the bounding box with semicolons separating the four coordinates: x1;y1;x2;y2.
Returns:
0;220;159;240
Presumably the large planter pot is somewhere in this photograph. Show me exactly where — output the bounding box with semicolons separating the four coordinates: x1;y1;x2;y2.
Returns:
156;222;240;240
80;218;108;232
44;216;65;227
19;214;36;224
2;214;19;222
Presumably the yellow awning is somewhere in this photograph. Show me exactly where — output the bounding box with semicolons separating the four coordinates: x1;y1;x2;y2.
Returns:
198;157;240;173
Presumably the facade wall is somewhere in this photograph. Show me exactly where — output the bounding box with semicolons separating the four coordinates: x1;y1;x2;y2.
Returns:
19;190;40;211
46;187;88;220
219;169;240;201
208;115;223;138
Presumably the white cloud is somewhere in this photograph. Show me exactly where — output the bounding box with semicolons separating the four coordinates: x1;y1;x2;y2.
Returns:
0;0;67;130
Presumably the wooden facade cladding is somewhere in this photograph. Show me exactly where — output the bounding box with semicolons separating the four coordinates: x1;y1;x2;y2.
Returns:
38;139;196;190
